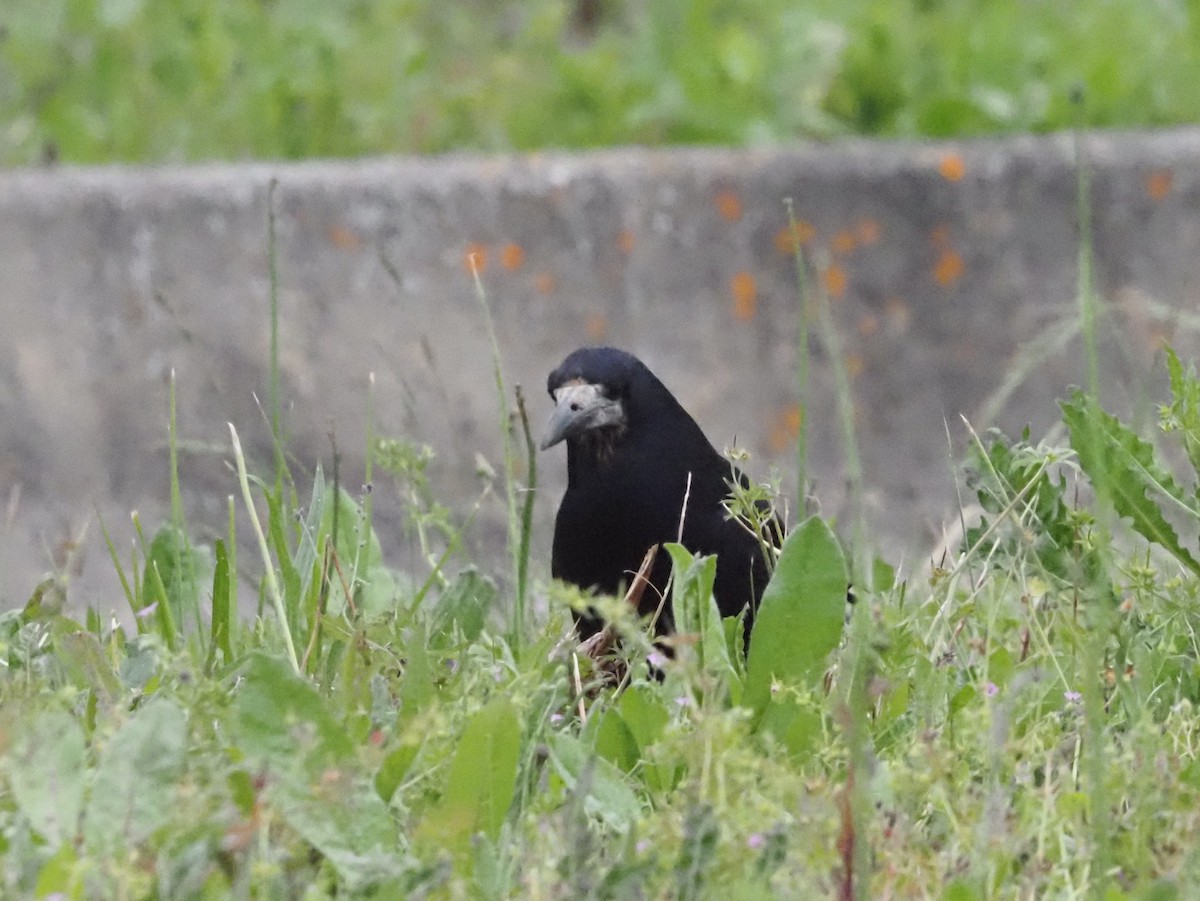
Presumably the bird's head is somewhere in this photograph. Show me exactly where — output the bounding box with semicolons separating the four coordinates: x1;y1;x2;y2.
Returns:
540;347;641;452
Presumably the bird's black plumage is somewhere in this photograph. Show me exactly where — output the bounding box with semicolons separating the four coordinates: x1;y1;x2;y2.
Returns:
542;346;774;639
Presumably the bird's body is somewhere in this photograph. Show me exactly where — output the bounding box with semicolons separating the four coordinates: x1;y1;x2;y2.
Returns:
541;347;774;639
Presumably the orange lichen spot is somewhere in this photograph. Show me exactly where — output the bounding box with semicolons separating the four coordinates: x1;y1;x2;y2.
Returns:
844;352;865;378
832;230;857;254
822;264;847;299
933;249;965;286
731;271;758;321
500;243;526;271
856;218;881;246
617;229;636;254
938;153;966;182
585;313;609;342
715;190;743;222
329;225;361;251
768;404;804;453
774;221;815;255
929;225;951;248
857;312;880;337
533;272;557;295
464;243;488;274
1146;169;1173;201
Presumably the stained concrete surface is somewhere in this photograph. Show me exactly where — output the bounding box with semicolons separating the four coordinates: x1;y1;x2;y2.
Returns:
1;129;1199;610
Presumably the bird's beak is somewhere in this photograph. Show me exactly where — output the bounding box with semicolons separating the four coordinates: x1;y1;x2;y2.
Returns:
540;382;624;450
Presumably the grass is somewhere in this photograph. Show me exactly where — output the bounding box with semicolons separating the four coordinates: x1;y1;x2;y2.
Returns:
5;172;1200;899
2;0;1200;165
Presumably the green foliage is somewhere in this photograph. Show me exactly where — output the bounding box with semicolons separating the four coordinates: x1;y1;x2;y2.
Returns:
4;372;1200;896
7;710;86;848
83;699;189;856
665;543;741;699
964;428;1106;588
3;0;1199;165
1063;386;1200;577
744;516;848;715
417;696;521;854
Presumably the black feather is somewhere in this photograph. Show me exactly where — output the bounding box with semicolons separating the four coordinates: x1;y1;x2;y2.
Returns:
544;347;774;640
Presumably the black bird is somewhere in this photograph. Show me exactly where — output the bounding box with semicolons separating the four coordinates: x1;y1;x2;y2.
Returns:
541;346;776;640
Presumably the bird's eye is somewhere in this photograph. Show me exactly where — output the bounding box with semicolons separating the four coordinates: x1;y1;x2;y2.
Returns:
570;402;581;412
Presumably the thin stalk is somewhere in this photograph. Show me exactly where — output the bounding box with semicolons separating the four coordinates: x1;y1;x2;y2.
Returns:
811;250;867;582
470;257;527;646
784;198;811;513
515;384;538;626
230;423;300;674
1073;94;1113;897
1073;126;1100;401
267;178;285;488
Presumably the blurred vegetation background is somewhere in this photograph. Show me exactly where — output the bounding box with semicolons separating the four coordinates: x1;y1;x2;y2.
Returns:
1;0;1199;165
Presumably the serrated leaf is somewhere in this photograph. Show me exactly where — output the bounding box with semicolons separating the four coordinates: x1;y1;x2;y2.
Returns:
1163;346;1200;483
1062;389;1200;575
744;517;847;716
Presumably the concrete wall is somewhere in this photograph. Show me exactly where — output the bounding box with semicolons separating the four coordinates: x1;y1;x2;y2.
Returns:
2;129;1199;609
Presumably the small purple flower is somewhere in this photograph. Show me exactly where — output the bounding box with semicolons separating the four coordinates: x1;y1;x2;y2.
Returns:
636;839;650;855
747;832;766;850
136;602;159;619
674;695;693;708
1064;690;1082;703
549;713;564;726
985;682;999;697
647;651;669;669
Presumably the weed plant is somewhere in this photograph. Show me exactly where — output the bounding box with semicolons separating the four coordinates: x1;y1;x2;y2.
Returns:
4;199;1200;900
3;0;1200;165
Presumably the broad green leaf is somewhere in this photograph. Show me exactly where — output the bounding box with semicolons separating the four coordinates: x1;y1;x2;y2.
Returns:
35;844;83;900
755;698;824;758
272;769;402;890
744;516;848;715
83;699;188;854
9;710;86;847
1062;389;1200;576
618;683;669;751
593;707;640;773
232;652;353;767
617;684;676;791
418;696;520;850
142;524;212;635
375;733;422;804
545;732;643;833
